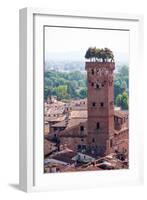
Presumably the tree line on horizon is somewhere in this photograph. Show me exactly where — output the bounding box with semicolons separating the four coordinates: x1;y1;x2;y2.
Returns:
44;65;129;110
44;71;87;101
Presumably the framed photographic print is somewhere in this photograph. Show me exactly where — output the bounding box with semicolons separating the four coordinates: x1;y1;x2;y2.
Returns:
19;8;144;192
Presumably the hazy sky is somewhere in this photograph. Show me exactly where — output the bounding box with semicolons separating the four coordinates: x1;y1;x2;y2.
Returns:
45;26;129;63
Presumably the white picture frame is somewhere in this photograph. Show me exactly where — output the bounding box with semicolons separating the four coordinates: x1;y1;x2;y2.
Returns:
19;7;144;192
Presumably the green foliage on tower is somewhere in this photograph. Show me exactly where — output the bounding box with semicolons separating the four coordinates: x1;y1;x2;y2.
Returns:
85;47;114;62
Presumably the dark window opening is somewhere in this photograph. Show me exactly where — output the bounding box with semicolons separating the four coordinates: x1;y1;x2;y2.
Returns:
92;102;96;107
92;138;95;143
80;126;84;131
91;69;94;75
96;122;100;129
91;82;94;87
110;139;113;148
100;102;104;107
96;84;99;89
81;138;84;142
77;145;81;150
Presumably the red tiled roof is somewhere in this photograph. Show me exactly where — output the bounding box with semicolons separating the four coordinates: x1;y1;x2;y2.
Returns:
45;115;66;122
59;118;87;137
52;151;76;164
51;120;67;128
114;110;128;118
70;110;87;119
114;126;129;135
44;139;57;156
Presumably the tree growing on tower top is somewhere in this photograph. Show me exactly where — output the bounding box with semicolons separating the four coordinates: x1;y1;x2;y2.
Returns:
85;47;114;62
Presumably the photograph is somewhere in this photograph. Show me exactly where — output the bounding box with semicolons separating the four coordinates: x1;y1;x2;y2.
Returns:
43;26;129;173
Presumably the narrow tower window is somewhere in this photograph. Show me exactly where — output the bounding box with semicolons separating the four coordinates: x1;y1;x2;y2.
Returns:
96;84;99;89
80;126;84;131
91;69;94;75
100;102;104;107
92;138;95;143
96;122;100;129
92;102;96;107
91;82;94;87
110;139;113;148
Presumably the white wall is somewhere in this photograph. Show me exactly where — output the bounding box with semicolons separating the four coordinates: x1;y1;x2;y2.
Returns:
0;0;146;199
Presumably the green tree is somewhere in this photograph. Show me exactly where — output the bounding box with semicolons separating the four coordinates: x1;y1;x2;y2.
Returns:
115;94;122;107
54;85;68;100
121;92;128;110
114;80;122;99
44;70;87;100
85;47;96;61
114;65;129;105
121;80;127;92
85;47;114;62
67;83;77;99
79;88;87;99
115;92;128;110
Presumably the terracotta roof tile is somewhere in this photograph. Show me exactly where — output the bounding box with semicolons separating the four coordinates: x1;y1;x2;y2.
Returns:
114;110;128;118
52;151;76;164
44;139;57;156
70;110;87;119
45;115;66;122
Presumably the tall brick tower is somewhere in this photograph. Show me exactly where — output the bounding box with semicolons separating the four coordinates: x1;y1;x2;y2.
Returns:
85;62;115;156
